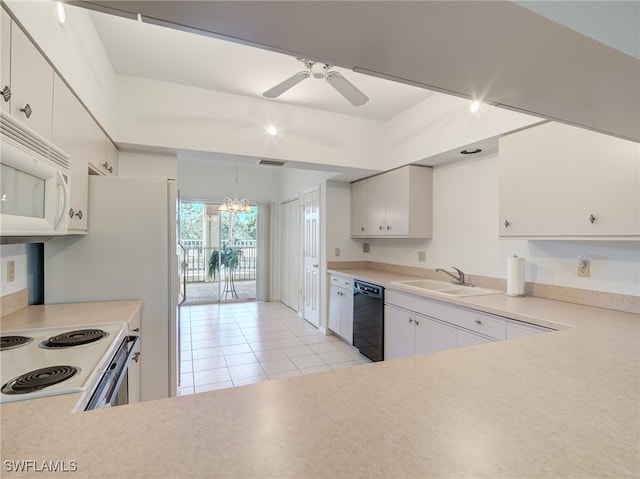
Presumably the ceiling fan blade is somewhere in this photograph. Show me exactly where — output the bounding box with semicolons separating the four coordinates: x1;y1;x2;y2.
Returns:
326;71;369;106
263;71;311;98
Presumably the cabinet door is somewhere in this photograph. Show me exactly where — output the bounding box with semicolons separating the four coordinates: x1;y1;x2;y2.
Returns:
499;122;582;236
52;74;89;231
384;304;414;360
328;284;342;334
339;285;354;344
128;311;142;404
366;174;387;236
384;167;410;235
457;329;494;348
414;314;457;356
85;114;107;174
105;138;119;175
577;128;639;236
10;26;54;140
350;180;367;237
1;9;11;114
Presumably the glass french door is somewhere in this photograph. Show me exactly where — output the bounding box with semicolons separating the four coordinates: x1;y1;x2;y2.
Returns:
179;200;258;303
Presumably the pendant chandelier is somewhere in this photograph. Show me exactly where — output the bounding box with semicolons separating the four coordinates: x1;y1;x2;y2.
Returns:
218;164;252;213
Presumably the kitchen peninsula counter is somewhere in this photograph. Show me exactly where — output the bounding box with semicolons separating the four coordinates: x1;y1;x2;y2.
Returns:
1;295;638;477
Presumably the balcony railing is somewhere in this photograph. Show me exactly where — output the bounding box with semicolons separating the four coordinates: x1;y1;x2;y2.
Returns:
183;246;257;283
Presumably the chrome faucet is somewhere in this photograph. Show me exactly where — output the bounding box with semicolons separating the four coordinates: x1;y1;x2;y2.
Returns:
435;267;474;287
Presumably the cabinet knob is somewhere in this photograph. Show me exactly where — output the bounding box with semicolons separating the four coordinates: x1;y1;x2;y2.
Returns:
504;220;510;228
474;320;483;325
1;85;10;102
133;352;141;363
360;227;365;232
408;318;413;324
379;225;384;231
69;208;75;218
76;210;83;220
414;320;420;326
386;225;391;230
132;328;140;332
589;214;596;224
20;104;32;118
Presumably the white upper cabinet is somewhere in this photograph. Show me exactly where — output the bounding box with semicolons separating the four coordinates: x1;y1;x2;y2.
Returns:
351;165;433;238
9;25;54;141
1;9;11;115
499;122;639;239
52;74;89;231
350;179;367;236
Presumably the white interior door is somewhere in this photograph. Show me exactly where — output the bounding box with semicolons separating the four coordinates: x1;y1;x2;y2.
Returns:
303;188;320;327
279;199;300;311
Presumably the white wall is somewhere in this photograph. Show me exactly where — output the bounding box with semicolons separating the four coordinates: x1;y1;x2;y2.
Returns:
351;153;640;296
5;1;117;132
115;75;385;172
118;151;178;179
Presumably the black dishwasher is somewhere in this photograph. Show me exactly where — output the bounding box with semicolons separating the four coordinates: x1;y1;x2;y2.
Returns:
353;280;384;362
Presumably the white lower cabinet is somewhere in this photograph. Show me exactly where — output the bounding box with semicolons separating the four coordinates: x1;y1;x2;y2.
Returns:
385;289;551;360
328;275;354;344
128;310;142;405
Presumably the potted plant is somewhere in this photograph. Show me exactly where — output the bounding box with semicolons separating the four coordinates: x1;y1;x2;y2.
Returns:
208;246;240;280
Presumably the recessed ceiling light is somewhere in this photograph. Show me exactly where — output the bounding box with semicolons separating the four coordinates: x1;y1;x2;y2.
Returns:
267;126;278;136
470;101;480;113
56;2;66;26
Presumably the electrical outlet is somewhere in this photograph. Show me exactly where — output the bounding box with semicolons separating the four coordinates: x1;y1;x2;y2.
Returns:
418;250;426;262
6;260;15;282
362;243;370;253
578;258;590;277
334;247;340;257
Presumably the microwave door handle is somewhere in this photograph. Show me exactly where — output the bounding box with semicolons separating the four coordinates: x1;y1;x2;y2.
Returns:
54;170;68;230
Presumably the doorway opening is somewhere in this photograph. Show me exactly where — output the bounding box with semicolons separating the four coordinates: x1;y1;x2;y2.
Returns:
180;201;258;303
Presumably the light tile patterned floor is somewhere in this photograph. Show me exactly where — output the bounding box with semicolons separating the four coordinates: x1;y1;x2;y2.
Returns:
178;301;372;395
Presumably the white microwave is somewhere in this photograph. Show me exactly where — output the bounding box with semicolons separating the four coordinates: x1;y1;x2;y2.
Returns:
0;112;70;236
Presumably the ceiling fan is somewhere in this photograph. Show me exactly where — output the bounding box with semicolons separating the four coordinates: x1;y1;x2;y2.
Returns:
263;58;369;106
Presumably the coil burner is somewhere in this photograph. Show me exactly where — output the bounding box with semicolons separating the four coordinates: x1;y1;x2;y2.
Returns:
40;329;108;349
1;365;81;395
0;335;34;351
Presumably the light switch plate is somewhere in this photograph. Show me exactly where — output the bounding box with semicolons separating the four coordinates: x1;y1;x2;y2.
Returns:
578;258;590;277
334;248;340;257
362;243;370;253
418;251;426;262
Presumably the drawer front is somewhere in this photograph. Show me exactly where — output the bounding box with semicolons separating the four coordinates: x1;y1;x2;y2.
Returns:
456;308;506;340
330;274;354;290
385;289;457;322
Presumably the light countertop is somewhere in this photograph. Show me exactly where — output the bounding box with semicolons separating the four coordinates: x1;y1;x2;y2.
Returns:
1;284;638;478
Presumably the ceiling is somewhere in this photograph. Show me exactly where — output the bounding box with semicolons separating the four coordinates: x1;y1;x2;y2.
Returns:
72;1;640;143
88;8;435;122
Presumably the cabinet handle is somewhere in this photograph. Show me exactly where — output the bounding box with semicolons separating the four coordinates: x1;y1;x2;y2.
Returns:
504;220;510;228
386;225;391;230
474;320;483;325
360;227;365;231
408;318;413;324
589;214;596;224
1;85;10;102
132;328;140;332
133;352;141;363
379;225;384;231
68;208;83;220
20;104;32;118
414;320;420;326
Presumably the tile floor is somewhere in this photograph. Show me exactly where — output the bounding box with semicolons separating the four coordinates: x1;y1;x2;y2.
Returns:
178;301;372;395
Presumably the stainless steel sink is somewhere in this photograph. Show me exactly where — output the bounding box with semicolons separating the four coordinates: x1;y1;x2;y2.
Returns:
390;279;503;297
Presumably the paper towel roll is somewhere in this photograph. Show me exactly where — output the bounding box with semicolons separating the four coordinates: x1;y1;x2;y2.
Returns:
506;255;525;296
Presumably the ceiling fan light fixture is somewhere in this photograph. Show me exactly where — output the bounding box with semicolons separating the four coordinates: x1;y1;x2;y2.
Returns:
267;126;278;136
470;101;481;113
56;1;66;26
310;62;327;79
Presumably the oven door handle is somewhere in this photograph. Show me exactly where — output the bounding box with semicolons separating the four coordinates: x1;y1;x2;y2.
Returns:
106;335;140;405
85;335;140;411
